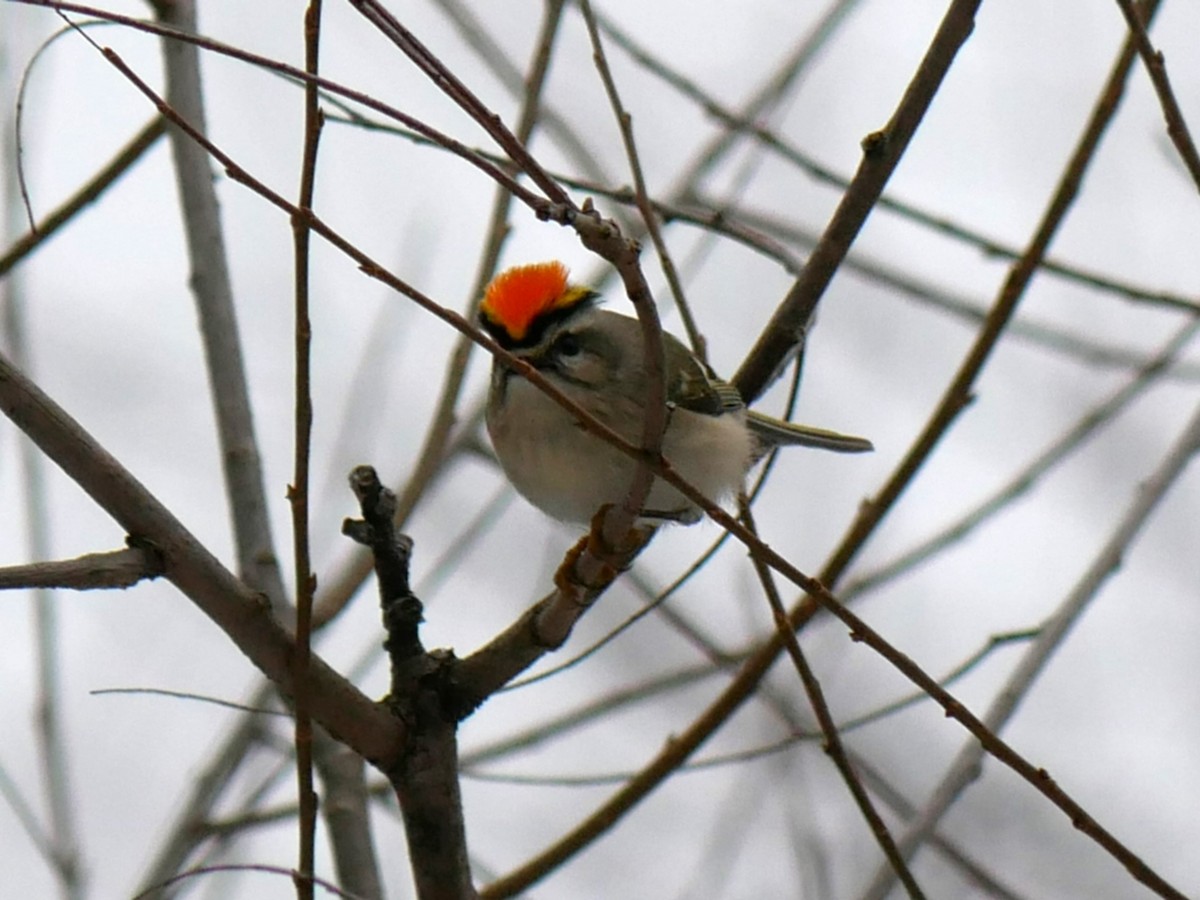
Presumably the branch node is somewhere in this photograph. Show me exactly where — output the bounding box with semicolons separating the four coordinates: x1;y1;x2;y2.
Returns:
860;128;889;156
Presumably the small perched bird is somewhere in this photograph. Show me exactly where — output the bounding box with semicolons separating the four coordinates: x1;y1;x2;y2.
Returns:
479;261;871;525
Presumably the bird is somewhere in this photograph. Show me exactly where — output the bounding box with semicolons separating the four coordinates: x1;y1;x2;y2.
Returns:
478;260;871;525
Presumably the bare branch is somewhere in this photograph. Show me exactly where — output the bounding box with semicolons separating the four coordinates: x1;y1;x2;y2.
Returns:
0;116;165;278
862;367;1200;900
741;505;924;898
342;466;476;899
0;546;162;590
733;0;981;403
0;350;405;766
1113;0;1200;190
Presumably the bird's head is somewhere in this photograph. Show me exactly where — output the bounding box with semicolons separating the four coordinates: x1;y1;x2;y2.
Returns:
479;261;599;350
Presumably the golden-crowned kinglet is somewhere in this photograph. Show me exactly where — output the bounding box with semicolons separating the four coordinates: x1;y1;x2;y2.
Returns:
479;261;871;524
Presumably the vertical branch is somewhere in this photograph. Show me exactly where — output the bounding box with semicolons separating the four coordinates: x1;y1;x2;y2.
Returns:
0;49;84;900
291;2;323;897
138;3;294;890
313;0;568;628
150;0;290;617
343;468;477;900
311;738;383;900
574;0;666;537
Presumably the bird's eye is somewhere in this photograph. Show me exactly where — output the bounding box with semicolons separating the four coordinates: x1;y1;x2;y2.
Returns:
554;333;582;358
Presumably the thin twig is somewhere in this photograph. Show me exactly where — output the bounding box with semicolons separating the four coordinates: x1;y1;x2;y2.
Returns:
0;116;166;278
846;313;1200;599
862;384;1200;900
131;863;362;900
0;350;405;764
576;1;693;360
290;2;323;897
134;685;275;895
576;0;669;538
733;0;982;403
741;501;925;900
1113;0;1200;190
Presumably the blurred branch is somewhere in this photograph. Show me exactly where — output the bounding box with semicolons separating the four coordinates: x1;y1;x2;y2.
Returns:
741;503;924;899
822;0;1159;584
312;738;382;900
733;0;980;403
0;545;162;589
846;312;1200;599
151;0;289;616
2;61;85;900
725;199;1200;326
0;115;165;278
0;350;405;763
134;686;274;896
847;753;1032;900
863;363;1200;900
598;9;1200;319
0;760;60;875
142;4;314;894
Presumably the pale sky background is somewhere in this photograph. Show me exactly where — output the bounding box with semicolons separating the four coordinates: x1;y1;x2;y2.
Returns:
2;1;1199;898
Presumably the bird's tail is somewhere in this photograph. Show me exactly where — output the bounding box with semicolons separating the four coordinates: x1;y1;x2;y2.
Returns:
747;410;873;453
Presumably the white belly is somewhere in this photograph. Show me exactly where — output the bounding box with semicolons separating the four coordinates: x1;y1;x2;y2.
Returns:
487;373;752;524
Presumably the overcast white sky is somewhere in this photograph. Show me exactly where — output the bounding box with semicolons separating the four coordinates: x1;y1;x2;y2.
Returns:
2;1;1199;898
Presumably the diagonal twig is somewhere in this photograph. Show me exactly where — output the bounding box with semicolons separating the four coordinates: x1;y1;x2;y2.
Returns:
861;371;1200;899
1113;0;1200;190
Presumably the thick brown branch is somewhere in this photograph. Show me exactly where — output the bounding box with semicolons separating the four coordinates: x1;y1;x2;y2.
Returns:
732;0;981;403
0;350;404;767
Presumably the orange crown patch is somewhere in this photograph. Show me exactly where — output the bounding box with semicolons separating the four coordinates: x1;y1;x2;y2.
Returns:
480;261;592;343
